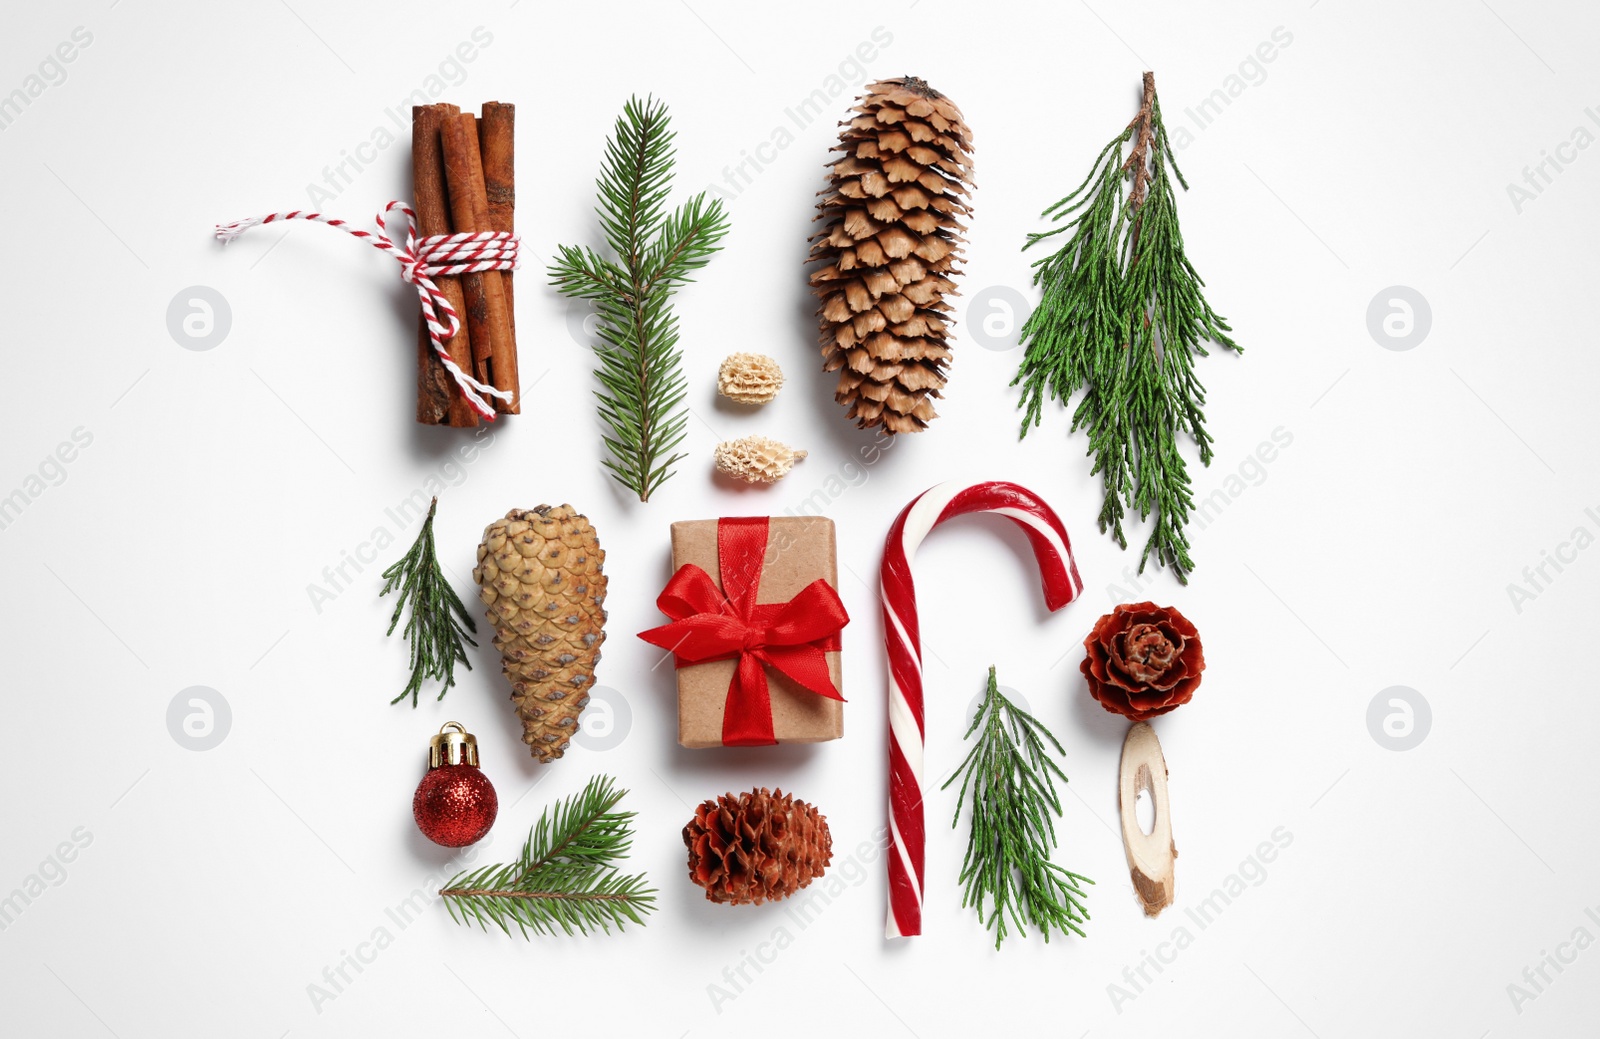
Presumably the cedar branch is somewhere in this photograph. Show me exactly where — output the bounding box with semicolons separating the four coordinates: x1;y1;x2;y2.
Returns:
944;667;1092;948
1012;71;1240;583
379;496;477;706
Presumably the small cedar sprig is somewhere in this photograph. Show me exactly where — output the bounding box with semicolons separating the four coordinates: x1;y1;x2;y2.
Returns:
549;95;731;503
1013;71;1240;583
944;667;1092;948
379;497;477;707
439;774;657;938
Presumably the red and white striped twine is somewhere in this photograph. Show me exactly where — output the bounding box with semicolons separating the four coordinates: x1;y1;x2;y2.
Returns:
880;480;1085;938
215;201;518;420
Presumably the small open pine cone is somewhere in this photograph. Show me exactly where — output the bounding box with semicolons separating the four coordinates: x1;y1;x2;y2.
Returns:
1081;602;1204;721
683;788;832;905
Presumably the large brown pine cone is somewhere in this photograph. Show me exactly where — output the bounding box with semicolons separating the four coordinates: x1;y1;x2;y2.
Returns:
683;788;832;905
808;76;974;435
473;505;608;763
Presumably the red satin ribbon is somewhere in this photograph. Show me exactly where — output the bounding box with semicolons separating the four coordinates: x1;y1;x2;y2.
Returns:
638;517;848;746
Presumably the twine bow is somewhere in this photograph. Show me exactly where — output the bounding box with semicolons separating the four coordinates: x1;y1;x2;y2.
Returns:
215;201;518;420
639;517;848;746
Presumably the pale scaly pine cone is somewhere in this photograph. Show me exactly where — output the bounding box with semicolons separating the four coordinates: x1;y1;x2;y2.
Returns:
808;76;975;435
473;505;607;763
713;435;807;484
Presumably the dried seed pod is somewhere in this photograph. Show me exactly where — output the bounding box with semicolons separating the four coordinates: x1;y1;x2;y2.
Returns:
713;435;808;484
717;352;785;405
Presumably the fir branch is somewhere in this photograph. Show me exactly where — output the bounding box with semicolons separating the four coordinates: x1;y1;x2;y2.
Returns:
944;667;1092;949
550;96;730;503
439;774;657;938
1013;71;1240;583
378;497;476;707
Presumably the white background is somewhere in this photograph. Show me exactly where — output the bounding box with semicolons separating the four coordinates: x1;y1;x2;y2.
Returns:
1;1;1596;1036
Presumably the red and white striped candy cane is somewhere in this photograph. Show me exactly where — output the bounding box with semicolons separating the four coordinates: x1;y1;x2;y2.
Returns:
215;202;518;421
881;480;1084;938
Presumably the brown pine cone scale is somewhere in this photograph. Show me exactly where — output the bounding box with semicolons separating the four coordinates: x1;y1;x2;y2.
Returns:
809;76;975;435
683;788;832;905
473;505;608;763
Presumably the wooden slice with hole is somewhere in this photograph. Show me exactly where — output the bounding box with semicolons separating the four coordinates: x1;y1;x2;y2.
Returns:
1118;721;1177;917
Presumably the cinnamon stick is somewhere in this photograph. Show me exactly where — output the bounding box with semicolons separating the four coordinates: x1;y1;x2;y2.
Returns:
444;112;489;389
478;102;519;413
441;113;517;414
412;103;478;427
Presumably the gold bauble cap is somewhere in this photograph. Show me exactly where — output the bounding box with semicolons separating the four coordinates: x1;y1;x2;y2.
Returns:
428;721;479;768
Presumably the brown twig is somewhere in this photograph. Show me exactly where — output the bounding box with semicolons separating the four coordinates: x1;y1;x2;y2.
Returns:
1123;71;1157;212
438;888;640;902
1123;71;1158;263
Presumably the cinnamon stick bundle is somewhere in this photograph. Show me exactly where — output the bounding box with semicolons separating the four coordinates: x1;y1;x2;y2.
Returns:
412;101;519;425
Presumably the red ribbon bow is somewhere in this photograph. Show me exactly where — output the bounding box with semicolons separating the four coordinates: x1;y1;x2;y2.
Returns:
638;517;848;746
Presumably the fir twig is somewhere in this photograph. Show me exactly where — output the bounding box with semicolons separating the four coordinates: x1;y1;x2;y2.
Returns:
944;667;1092;949
379;497;476;707
1013;71;1240;583
439;774;657;938
550;96;731;503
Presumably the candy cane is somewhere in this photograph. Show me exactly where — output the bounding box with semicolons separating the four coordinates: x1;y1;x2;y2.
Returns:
881;481;1084;938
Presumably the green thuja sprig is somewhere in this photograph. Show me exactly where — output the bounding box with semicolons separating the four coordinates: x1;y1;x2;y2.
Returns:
440;775;657;938
550;96;731;503
944;667;1092;949
379;496;476;707
1014;71;1240;583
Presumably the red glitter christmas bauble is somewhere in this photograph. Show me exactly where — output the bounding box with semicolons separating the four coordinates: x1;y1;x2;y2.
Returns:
413;763;497;847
